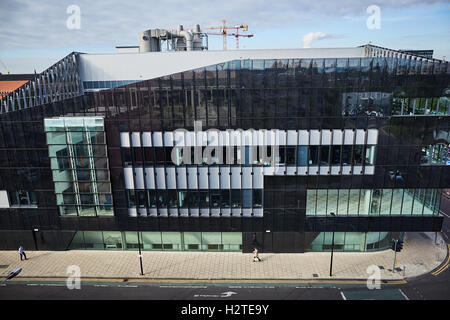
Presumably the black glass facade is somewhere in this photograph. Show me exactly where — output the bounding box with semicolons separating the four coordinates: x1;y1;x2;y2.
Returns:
0;54;448;252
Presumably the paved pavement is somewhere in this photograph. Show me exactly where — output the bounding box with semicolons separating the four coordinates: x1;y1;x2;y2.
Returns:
0;232;447;281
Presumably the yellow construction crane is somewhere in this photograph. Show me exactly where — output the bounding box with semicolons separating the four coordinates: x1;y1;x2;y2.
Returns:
0;59;10;74
203;19;251;50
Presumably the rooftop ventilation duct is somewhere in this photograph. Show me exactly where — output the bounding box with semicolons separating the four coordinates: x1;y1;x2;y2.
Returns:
138;25;207;52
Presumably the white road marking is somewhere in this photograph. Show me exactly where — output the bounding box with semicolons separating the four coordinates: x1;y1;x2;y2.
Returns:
399;289;410;300
159;285;207;289
340;291;347;300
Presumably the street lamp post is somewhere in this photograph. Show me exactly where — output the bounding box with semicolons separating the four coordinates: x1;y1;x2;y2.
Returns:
329;212;336;277
137;230;144;276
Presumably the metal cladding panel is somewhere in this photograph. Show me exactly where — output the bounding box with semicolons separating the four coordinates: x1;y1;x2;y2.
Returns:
164;132;174;146
78;47;366;82
152;132;163;146
220;167;230;188
198;167;209;189
166;167;176;189
124;167;134;189
231;130;242;146
355;129;366;145
134;167;145;189
174;130;185;146
344;129;355;145
128;208;137;217
176;167;187;189
169;208;178;217
242;130;253;146
353;165;363;175
179;209;189;217
131;132;141;147
298;130;309;145
242;167;252;189
231;167;241;189
190;208;199;217
365;166;375;175
321;130;332;145
155;167;166;189
276;130;286;145
243;209;252;217
207;130;220;146
367;129;378;145
187;167;198;189
320;166;329;175
310;130;320;145
342;166;352;175
120;132;130;147
209;167;220;189
0;191;9;208
142;132;152;146
149;208;157;217
196;131;207;147
219;131;230;146
185;131;195;146
331;166;340;175
287;130;297;145
332;130;343;145
286;166;296;175
144;167;155;189
253;167;264;188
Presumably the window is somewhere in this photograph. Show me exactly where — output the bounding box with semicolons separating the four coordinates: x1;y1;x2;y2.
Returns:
210;191;220;208
221;190;230;208
331;146;341;165
285;147;296;165
342;146;352;165
353;146;364;165
297;146;308;166
231;190;241;208
320;146;330;165
253;190;263;208
8;190;38;207
126;190;135;208
167;190;177;208
365;146;376;165
308;146;319;165
242;190;252;208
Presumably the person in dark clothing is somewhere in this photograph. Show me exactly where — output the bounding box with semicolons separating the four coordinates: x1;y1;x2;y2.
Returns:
19;246;28;261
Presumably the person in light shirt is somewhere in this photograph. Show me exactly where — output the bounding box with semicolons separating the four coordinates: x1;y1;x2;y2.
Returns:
18;246;28;261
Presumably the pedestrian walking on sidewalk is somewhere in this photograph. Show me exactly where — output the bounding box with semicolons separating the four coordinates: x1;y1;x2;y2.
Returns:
253;248;261;262
19;246;28;261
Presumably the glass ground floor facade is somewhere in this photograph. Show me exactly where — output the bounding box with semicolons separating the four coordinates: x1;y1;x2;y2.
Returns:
306;231;403;252
69;231;243;251
67;230;402;252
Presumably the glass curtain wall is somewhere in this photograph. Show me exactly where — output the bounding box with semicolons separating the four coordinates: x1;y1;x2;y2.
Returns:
69;231;242;251
44;117;113;216
307;231;403;252
306;188;441;216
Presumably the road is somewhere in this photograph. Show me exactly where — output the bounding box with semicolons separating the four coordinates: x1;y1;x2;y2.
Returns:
0;260;448;300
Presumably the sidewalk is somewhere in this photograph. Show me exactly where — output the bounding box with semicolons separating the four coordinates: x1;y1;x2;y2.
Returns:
0;232;447;281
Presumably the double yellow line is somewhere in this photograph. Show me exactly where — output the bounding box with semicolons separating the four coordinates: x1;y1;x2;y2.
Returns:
432;244;450;276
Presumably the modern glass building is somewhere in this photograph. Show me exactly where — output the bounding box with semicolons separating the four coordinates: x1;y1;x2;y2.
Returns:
0;44;448;252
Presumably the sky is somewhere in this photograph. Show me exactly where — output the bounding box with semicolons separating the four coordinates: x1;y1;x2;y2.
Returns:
0;0;449;73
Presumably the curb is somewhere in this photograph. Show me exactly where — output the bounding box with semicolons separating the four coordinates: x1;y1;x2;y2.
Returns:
8;276;407;285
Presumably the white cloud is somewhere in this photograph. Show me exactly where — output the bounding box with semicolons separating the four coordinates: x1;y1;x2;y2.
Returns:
302;32;344;48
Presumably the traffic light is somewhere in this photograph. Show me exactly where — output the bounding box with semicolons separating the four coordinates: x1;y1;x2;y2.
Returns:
396;241;403;252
